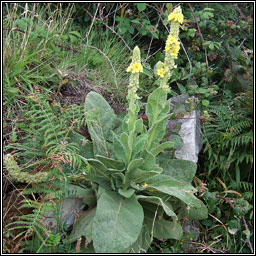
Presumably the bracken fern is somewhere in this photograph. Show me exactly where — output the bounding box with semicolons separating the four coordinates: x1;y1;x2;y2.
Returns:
202;93;253;190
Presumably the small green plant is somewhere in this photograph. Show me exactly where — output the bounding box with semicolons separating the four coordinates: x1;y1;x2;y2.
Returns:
201;189;253;253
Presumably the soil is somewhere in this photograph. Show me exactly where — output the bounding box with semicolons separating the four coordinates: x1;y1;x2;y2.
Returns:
57;72;126;115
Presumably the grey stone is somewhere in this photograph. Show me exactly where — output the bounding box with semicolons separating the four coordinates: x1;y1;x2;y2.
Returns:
42;197;85;231
182;219;200;241
168;94;203;163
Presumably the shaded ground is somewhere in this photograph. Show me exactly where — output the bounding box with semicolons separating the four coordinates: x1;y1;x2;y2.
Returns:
58;71;127;115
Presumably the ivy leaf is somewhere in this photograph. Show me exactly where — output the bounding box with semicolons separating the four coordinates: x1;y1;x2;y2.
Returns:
136;3;147;11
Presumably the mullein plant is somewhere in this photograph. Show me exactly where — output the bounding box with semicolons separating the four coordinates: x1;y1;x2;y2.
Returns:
155;6;183;92
4;6;208;253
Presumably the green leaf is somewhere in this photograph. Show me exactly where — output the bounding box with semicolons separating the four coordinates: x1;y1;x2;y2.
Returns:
182;199;208;220
143;67;153;79
136;3;147;11
69;31;81;37
119;26;127;34
65;208;96;243
147;114;171;150
132;134;148;157
209;43;214;50
202;99;210;106
69;35;78;44
177;83;187;94
131;167;161;183
131;19;141;24
118;188;135;198
157;158;197;183
144;175;200;207
151;141;174;156
203;7;215;11
120;132;131;162
149;218;183;240
68;131;94;158
146;88;169;127
15;19;27;30
128;26;134;34
187;28;197;38
141;29;147;36
139;149;155;170
181;73;194;80
113;132;126;161
198;88;208;94
127;158;144;175
36;25;47;37
85;174;112;190
84;92;121;156
64;184;96;206
151;32;159;39
9;67;24;78
134;119;144;134
137;195;176;217
169;134;183;149
95;155;125;170
87;159;109;176
92;191;144;253
146;88;171;150
7;87;19;96
126;224;151;253
11;130;17;143
29;31;38;40
111;172;125;187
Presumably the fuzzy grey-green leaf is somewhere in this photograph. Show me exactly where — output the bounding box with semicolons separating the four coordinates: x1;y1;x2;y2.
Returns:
65;207;96;243
158;158;197;183
92;191;144;253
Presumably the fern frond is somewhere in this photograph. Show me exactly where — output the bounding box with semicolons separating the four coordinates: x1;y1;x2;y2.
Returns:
239;181;253;192
243;191;253;201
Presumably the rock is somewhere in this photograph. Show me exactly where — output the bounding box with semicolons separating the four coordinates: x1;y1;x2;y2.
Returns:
42;197;86;231
182;219;200;241
168;94;202;163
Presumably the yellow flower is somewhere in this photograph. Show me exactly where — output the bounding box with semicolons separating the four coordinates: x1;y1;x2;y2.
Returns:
126;62;143;73
157;68;169;78
165;36;180;53
142;183;148;187
170;44;180;58
168;12;184;24
166;35;177;44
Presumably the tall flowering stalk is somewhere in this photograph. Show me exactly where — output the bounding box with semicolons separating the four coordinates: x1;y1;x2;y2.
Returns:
155;6;184;92
126;46;143;132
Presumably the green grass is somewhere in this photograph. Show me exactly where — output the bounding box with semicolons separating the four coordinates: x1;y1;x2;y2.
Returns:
3;4;131;253
3;2;130;148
